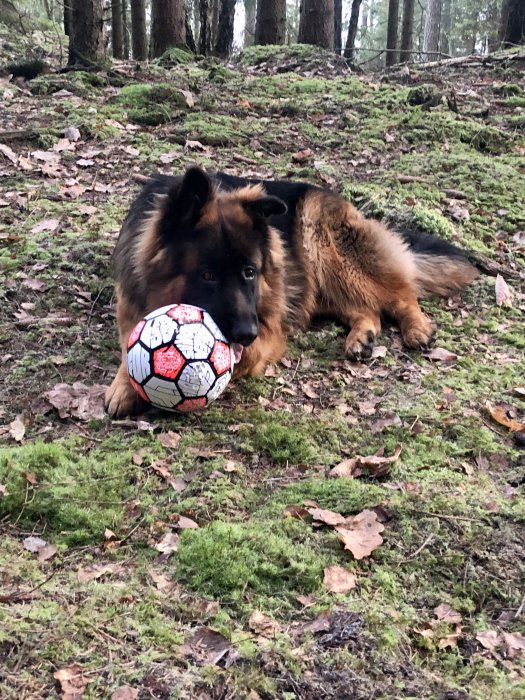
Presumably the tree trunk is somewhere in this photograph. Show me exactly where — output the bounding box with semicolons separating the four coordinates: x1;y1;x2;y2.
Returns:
112;0;124;58
151;0;186;57
199;0;212;54
68;0;105;65
122;0;130;58
344;0;363;60
244;0;256;47
385;0;399;66
210;0;219;46
131;0;147;59
439;0;450;55
399;0;414;61
297;0;334;49
64;0;72;36
499;0;525;47
423;0;442;60
334;0;342;54
255;0;286;45
186;10;197;52
214;0;236;57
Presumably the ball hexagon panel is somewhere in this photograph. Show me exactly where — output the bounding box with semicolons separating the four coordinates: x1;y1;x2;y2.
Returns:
176;396;207;413
139;316;179;350
129;376;149;402
177;361;217;397
210;340;233;375
127;341;152;385
143;375;183;408
167;305;203;324
206;371;232;402
128;320;146;349
174;323;215;360
153;345;185;379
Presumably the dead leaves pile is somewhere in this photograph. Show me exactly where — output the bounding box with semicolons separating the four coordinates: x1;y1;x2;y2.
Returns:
329;444;402;478
42;382;107;421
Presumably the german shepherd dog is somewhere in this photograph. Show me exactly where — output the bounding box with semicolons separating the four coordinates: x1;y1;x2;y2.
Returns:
105;167;478;417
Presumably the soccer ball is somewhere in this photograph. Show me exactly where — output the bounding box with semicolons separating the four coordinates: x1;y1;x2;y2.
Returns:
126;304;239;412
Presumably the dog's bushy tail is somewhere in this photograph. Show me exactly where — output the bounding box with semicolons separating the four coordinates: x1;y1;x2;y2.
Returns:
401;231;480;296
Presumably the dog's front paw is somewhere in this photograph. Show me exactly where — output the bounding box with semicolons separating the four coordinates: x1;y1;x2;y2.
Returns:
345;329;376;361
105;371;145;417
402;321;435;350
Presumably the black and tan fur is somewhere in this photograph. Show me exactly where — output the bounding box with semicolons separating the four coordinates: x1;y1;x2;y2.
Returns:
105;167;478;417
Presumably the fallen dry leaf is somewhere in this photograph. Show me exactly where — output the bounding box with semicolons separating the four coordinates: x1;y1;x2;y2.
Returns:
433;603;462;625
38;544;58;563
22;470;37;485
283;505;311;520
181;626;232;665
30;218;59;234
0;484;9;497
111;687;139;700
308;507;346;527
154;531;179;556
53;663;90;699
448;200;469;221
476;629;500;652
503;632;525;659
148;567;176;592
77;562;123;583
158;431;181;449
427;347;458;362
296;594;316;607
438;626;462;649
42;382;106;421
23;536;46;553
172;514;199;530
495;274;513;306
485;401;525;432
179;89;195;107
0;142;18;163
292;148;314;163
323;565;356;594
9;414;25;442
248;610;280;638
335;509;385;560
330;444;402;479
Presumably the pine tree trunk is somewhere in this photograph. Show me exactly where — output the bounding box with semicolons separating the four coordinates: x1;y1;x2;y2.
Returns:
112;0;124;58
131;0;147;59
214;0;236;57
122;0;130;58
186;10;197;51
255;0;286;45
199;0;212;54
439;0;451;55
344;0;363;60
385;0;399;66
399;0;414;61
211;0;220;46
68;0;105;65
423;0;442;60
297;0;334;49
244;0;256;47
151;0;186;57
499;0;525;47
64;0;72;36
334;0;342;54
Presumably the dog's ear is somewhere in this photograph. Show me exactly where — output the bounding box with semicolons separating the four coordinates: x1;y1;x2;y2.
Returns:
244;196;287;220
165;167;213;224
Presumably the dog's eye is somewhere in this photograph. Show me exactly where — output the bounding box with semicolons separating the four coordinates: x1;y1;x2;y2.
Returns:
243;267;256;280
201;270;216;282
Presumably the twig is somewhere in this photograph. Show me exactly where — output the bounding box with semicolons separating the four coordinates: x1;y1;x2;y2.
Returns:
409;509;485;522
515;591;525;619
399;533;435;563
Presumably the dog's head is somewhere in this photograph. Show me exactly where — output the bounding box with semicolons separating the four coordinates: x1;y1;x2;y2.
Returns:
157;167;287;346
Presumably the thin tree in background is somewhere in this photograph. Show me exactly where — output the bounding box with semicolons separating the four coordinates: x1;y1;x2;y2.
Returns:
423;0;442;60
131;0;147;59
399;0;415;61
211;0;219;47
439;0;451;55
297;0;334;49
244;0;256;47
334;0;342;54
214;0;236;57
255;0;286;45
199;0;212;54
122;0;130;58
151;0;186;57
344;0;363;60
499;0;525;47
64;0;72;36
68;0;105;64
385;0;399;66
112;0;124;58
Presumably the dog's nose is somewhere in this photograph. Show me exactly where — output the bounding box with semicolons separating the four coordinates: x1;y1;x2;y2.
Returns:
230;320;258;347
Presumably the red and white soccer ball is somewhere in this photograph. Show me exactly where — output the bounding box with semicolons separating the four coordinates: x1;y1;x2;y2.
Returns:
126;304;240;412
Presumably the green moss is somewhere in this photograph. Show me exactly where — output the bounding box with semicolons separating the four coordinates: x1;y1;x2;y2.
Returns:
177;520;324;606
111;83;188;125
157;46;194;64
254;421;318;465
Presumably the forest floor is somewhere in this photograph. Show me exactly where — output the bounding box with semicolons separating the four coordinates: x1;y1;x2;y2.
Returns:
0;37;524;700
